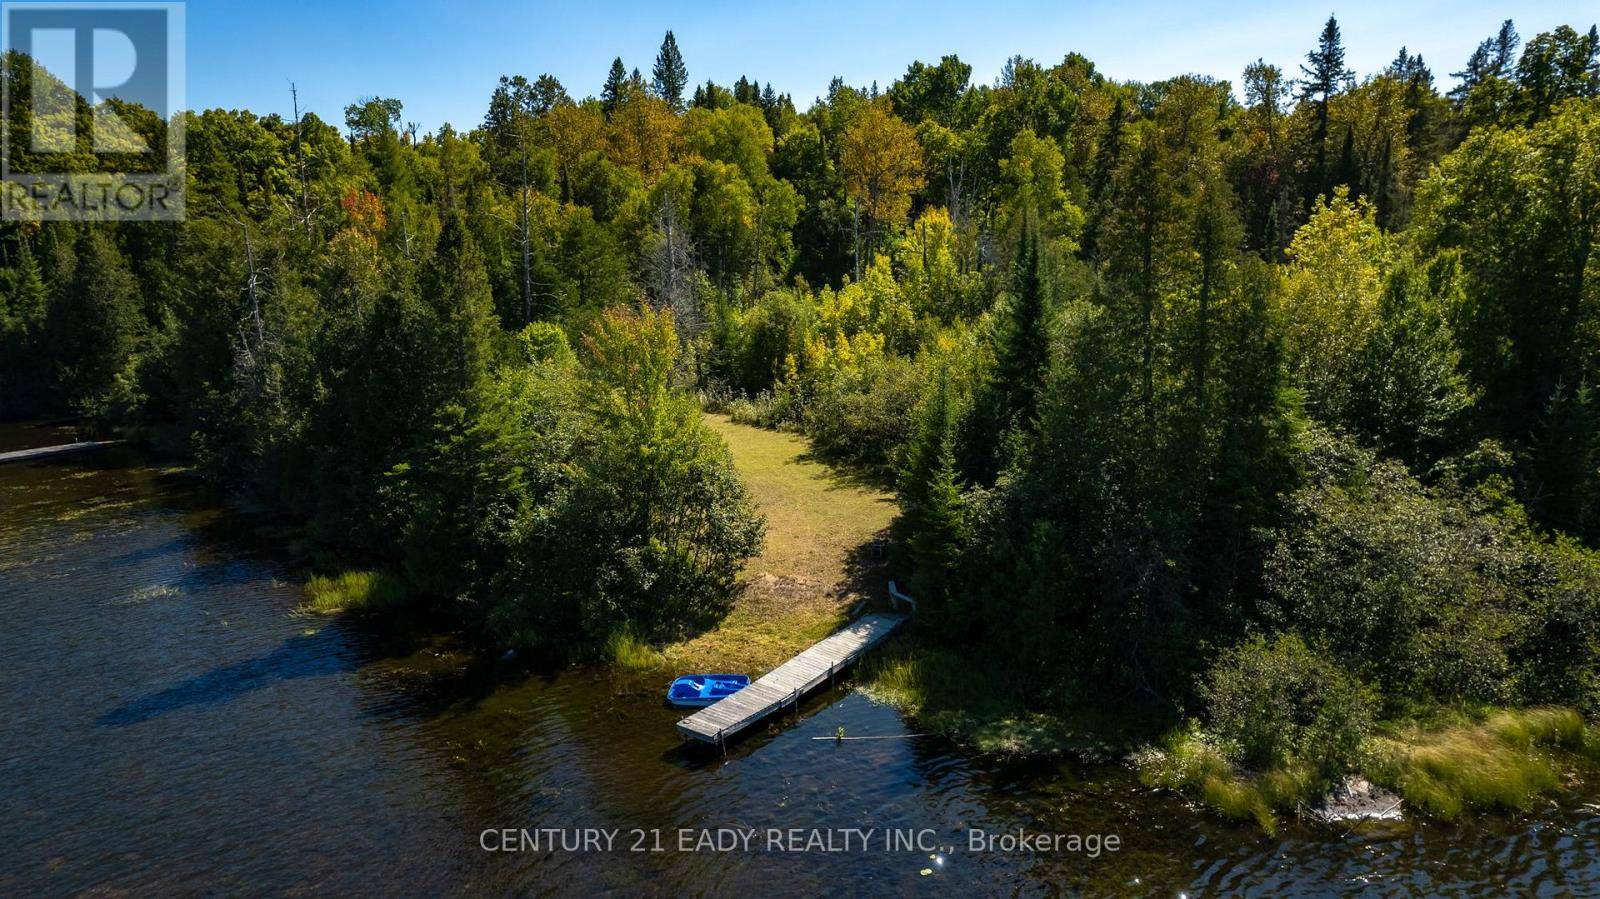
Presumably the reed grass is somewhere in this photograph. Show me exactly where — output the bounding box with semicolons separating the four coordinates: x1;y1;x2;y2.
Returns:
604;627;665;671
1367;708;1586;820
301;570;408;614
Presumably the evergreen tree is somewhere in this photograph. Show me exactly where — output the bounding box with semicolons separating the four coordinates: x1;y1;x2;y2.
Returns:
601;57;629;117
1300;15;1352;204
733;75;760;106
1082;95;1125;261
424;211;500;396
1492;19;1522;72
5;239;47;336
1345;264;1476;468
1333;124;1358;197
50;229;144;416
0;239;51;415
652;30;688;111
993;226;1049;433
1451;19;1519;120
897;366;967;619
1240;60;1292;256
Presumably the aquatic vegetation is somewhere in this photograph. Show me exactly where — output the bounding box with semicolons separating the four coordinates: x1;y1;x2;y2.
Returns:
301;570;409;615
115;584;181;606
604;627;664;672
1366;709;1589;820
859;643;1097;759
1135;730;1278;833
1142;707;1600;830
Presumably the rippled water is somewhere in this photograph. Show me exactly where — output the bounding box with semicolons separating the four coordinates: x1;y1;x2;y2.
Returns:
3;429;1599;896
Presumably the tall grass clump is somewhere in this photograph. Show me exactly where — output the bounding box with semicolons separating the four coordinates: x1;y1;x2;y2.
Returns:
604;627;664;671
726;390;788;428
859;645;1007;731
301;570;409;614
1136;730;1277;833
1367;708;1590;820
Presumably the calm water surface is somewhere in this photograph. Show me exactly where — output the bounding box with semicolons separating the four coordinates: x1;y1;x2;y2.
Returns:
2;427;1599;896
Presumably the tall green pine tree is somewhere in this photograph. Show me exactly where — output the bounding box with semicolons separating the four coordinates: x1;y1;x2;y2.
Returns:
898;367;966;619
1300;15;1352;205
994;226;1049;432
601;57;629;118
652;31;688;112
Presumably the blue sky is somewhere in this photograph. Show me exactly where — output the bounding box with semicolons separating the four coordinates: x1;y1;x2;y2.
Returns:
184;0;1595;133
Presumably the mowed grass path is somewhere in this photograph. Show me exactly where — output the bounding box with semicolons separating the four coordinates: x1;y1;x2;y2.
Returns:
657;415;897;675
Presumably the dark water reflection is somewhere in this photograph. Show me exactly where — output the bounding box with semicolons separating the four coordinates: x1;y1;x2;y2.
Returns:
3;432;1599;896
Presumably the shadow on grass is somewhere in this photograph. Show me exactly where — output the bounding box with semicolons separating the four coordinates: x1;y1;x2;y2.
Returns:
838;526;893;609
795;447;899;495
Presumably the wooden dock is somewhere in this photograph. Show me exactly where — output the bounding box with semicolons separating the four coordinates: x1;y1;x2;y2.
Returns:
0;440;123;465
676;611;907;745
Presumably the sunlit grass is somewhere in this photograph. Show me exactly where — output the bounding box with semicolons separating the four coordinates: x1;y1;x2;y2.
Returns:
301;570;408;615
1136;730;1280;833
604;627;665;671
1141;706;1598;831
700;413;893;587
661;599;846;675
1366;708;1587;820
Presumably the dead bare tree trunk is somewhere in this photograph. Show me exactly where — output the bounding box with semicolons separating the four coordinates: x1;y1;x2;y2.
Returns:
290;83;313;238
645;191;701;338
244;224;263;348
518;146;534;325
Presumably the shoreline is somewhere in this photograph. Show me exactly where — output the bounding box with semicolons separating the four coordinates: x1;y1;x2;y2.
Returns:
14;419;1600;838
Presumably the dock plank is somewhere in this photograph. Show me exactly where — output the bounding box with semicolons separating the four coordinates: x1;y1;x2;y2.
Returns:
676;611;907;744
0;440;123;465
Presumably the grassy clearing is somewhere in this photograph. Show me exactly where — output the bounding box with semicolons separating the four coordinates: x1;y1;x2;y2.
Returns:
301;570;409;615
701;413;894;586
645;414;896;676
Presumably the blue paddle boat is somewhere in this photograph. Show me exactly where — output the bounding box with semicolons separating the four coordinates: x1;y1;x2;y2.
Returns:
667;674;750;708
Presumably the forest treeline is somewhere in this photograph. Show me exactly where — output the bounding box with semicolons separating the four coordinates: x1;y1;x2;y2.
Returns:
2;18;1600;769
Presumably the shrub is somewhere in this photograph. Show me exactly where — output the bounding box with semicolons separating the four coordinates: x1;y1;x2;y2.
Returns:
509;308;763;646
698;381;739;414
726;390;785;428
803;356;924;473
1202;633;1374;776
1264;429;1600;710
731;288;814;394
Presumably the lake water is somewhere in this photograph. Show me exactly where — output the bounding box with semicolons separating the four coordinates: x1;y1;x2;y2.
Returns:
3;428;1599;895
